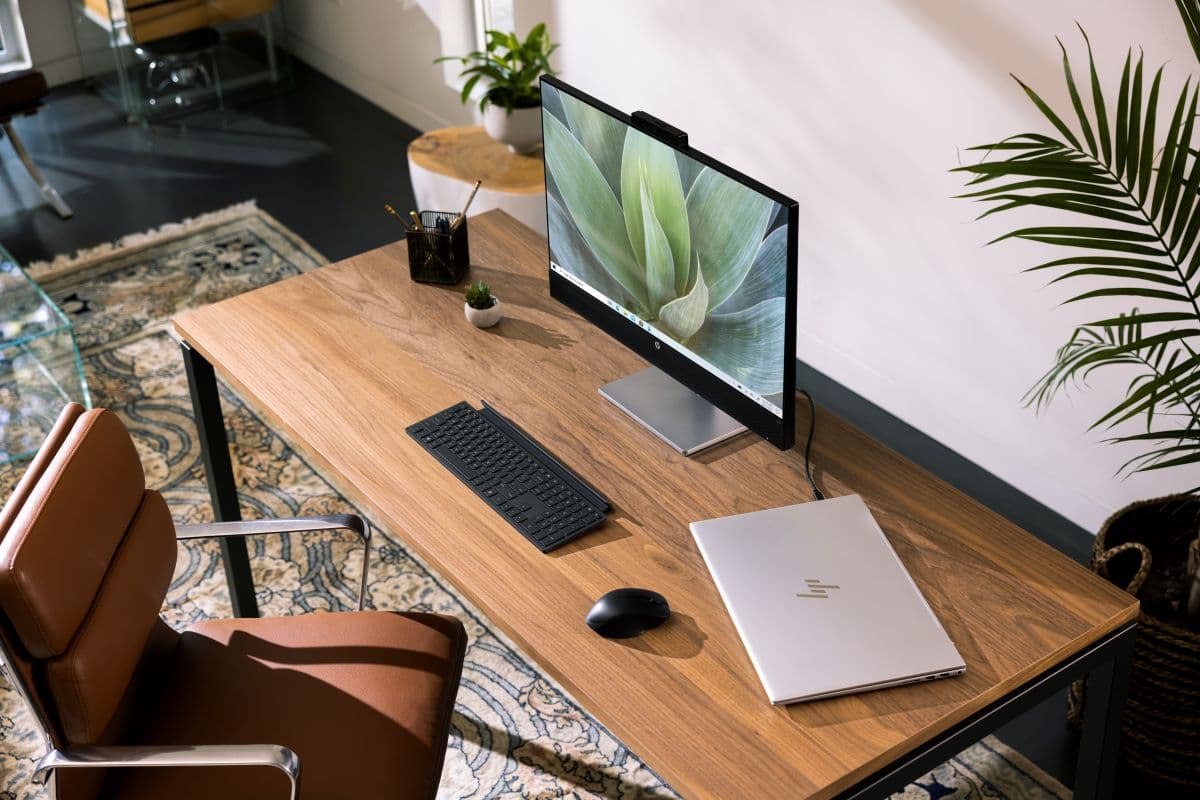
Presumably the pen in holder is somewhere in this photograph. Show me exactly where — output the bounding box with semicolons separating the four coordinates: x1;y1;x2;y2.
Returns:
406;211;470;285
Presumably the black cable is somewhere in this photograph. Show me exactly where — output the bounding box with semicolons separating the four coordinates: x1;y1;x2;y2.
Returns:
797;389;824;501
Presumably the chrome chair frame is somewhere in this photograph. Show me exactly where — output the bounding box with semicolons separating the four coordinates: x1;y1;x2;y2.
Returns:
1;512;371;798
175;514;373;611
33;744;300;800
1;122;72;219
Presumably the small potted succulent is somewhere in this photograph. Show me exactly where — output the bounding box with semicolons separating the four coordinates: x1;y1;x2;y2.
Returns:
464;281;502;328
436;24;558;154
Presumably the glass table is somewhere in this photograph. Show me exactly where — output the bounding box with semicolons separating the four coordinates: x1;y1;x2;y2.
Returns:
69;0;292;124
0;254;90;464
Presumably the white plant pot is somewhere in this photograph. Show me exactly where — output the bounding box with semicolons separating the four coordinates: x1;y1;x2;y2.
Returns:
465;298;503;328
483;104;542;154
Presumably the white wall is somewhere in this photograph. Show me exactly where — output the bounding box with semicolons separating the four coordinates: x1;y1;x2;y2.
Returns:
517;0;1194;533
21;0;477;119
282;0;475;130
20;0;82;85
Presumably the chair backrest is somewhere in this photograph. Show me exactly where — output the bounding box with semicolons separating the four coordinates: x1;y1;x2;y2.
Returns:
0;404;178;755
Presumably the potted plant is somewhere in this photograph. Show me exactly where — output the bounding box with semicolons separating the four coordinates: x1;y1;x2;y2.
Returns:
464;280;502;328
436;23;558;154
954;10;1200;789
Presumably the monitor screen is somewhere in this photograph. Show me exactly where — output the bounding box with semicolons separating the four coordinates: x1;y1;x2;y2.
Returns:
541;78;796;445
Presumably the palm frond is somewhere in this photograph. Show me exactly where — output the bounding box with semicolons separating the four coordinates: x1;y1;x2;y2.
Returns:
957;31;1200;480
1178;0;1200;65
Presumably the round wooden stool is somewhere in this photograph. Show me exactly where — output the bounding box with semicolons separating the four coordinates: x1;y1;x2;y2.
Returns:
407;126;547;234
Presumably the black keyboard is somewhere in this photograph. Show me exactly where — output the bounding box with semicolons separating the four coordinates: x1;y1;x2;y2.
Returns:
406;401;611;552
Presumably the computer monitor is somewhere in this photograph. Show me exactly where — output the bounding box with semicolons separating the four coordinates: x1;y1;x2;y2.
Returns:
540;76;798;453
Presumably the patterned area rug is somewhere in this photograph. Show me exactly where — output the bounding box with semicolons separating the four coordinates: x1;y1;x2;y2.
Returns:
0;203;1071;799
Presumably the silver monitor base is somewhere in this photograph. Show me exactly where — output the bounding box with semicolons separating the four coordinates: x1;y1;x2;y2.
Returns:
600;367;749;456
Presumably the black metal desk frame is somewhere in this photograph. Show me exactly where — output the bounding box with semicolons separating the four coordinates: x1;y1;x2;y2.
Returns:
181;341;258;618
180;340;1136;800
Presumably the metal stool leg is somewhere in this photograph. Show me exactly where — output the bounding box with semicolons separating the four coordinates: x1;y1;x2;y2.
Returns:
2;123;72;219
263;13;279;84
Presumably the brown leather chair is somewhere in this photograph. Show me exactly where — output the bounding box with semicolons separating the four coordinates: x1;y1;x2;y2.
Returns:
0;404;466;799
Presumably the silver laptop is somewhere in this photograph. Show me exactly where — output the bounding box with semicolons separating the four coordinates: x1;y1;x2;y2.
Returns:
691;494;965;705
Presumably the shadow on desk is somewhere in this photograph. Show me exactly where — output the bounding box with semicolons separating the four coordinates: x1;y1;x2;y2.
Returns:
611;612;707;660
424;265;578;349
428;264;557;305
458;263;552;299
553;517;635;555
483;315;575;350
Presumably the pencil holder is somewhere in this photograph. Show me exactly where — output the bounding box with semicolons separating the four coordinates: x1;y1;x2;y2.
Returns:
406;211;470;285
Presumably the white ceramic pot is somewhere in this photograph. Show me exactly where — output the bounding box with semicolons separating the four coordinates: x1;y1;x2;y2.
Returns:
465;298;503;328
483;104;542;154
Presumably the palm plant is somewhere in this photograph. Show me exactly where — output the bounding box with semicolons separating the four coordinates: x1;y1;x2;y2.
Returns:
954;18;1200;484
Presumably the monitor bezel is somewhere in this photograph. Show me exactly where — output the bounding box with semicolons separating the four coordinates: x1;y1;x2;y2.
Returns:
541;75;798;450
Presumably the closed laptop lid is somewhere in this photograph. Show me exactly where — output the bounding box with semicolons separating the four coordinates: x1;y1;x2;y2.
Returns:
691;494;965;704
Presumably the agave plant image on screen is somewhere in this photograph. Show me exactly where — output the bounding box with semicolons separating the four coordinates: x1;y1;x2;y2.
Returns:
543;85;787;398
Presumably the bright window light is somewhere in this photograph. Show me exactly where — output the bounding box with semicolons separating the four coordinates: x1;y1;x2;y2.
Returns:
0;0;31;73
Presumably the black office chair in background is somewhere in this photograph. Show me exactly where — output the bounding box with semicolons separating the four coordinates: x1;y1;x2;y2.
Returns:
0;69;71;219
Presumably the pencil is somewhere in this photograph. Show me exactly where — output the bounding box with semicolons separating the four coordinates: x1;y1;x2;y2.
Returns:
460;180;482;217
451;180;482;230
384;204;413;228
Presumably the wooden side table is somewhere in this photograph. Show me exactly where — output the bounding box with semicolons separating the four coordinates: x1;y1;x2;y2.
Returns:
407;126;547;234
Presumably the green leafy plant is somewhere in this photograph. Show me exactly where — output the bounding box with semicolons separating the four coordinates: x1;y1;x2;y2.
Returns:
954;17;1200;482
543;84;787;398
465;281;495;309
436;24;558;114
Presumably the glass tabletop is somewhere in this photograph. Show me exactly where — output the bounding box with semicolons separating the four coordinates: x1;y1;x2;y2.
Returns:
0;252;91;464
0;259;72;346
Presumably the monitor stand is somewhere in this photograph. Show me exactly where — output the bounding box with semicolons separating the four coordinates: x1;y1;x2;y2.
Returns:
600;367;748;456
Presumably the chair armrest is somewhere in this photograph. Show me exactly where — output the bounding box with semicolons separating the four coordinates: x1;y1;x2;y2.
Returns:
176;515;372;610
175;514;367;542
33;744;300;799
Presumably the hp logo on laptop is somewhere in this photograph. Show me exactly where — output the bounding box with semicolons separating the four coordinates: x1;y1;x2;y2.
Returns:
796;579;840;599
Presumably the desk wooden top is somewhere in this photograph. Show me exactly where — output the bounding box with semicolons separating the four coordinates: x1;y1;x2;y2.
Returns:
174;210;1137;800
407;126;545;194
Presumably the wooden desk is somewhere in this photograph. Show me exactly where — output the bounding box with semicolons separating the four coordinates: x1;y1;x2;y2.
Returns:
173;211;1138;800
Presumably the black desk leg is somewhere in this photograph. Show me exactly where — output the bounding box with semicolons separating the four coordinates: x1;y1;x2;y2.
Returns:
180;341;260;618
1073;625;1136;800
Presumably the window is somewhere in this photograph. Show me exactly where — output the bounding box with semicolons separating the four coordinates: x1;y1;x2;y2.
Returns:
0;0;31;73
435;0;515;104
473;0;513;50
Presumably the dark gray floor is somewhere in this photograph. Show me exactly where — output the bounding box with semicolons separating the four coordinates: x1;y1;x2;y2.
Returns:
0;63;419;265
0;60;1135;796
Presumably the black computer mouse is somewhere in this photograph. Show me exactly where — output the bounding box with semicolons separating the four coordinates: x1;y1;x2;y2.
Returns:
586;588;670;638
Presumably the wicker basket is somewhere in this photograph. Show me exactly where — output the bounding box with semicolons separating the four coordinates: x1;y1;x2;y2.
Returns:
1069;494;1200;790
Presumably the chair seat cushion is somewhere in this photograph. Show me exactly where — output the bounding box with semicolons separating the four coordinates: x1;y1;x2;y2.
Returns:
104;611;466;800
0;70;47;118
